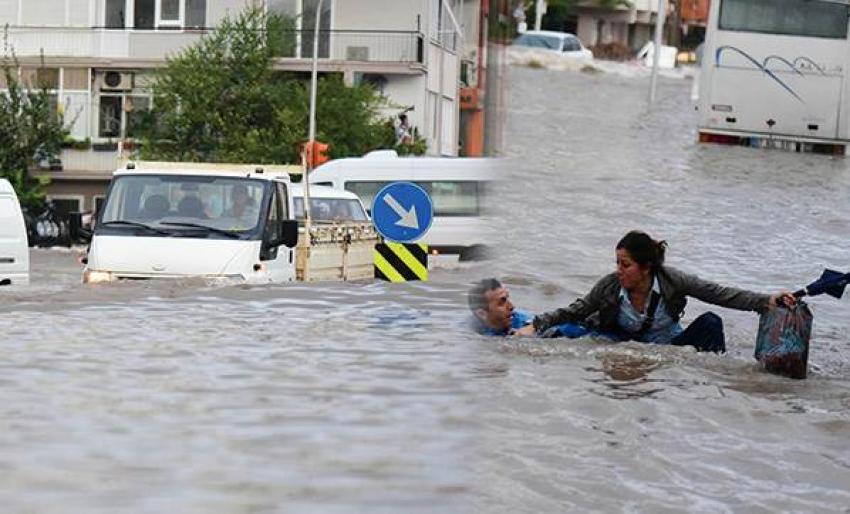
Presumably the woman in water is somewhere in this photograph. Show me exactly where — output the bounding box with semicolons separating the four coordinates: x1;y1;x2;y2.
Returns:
515;231;795;353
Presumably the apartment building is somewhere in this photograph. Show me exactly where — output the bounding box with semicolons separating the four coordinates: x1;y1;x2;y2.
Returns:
1;0;467;214
571;0;667;51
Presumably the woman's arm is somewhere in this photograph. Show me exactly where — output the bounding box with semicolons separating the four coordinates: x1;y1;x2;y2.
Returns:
672;268;772;312
530;274;615;333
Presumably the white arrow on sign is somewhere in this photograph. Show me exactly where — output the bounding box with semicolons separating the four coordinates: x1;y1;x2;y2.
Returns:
382;193;419;229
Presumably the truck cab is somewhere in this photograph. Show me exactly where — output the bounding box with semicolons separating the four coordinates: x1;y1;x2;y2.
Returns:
83;163;299;283
0;179;29;286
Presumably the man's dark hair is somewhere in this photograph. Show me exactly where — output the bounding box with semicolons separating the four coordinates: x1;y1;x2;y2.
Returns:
468;278;502;312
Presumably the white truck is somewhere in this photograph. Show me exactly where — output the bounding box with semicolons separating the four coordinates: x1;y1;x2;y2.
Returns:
0;178;29;286
82;162;378;284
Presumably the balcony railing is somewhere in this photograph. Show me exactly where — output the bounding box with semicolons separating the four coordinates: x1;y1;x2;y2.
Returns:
4;26;425;65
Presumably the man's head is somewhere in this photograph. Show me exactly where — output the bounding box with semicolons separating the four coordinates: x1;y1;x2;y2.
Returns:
232;184;249;204
231;184;253;215
468;278;514;331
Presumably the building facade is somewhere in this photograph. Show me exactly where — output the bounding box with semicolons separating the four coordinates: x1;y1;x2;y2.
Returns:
1;0;468;214
572;0;667;52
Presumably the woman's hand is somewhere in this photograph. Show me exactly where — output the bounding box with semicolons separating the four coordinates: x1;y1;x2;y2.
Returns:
769;291;797;309
511;324;537;337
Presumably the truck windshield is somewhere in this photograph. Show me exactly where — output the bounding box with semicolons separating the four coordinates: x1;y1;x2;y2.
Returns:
99;175;268;238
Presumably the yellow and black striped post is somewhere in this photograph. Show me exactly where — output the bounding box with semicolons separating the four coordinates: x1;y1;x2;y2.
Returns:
374;242;428;282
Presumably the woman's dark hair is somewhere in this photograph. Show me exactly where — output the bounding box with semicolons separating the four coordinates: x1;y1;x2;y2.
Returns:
616;231;667;272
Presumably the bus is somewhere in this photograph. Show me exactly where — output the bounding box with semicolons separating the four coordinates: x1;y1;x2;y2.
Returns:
697;0;850;154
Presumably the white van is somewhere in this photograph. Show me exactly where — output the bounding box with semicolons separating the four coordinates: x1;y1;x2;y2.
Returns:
289;183;370;224
308;150;496;260
0;179;30;286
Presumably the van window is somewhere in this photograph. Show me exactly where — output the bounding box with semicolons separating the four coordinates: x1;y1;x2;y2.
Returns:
345;180;482;216
719;0;848;39
416;181;480;216
293;197;369;222
344;181;386;213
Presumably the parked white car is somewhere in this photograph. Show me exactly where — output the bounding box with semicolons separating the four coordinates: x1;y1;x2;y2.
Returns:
0;179;30;286
512;30;594;60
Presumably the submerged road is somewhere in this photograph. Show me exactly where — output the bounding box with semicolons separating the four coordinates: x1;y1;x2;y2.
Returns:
1;63;849;512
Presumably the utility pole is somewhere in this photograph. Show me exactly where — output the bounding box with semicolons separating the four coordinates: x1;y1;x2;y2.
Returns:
298;0;325;280
535;0;546;31
648;0;667;106
305;0;325;239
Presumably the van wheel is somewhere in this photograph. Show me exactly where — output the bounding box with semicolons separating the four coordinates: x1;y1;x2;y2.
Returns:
459;245;491;262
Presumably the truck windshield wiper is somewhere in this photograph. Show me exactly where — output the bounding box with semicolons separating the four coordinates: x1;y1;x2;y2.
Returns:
160;221;242;239
100;220;171;235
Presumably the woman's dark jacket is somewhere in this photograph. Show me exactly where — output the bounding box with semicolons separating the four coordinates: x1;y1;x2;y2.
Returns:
532;266;771;334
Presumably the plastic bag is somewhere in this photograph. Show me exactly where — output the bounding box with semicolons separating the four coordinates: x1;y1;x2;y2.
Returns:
754;302;812;379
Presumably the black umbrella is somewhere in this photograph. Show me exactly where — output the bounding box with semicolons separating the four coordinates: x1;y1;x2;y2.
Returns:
793;269;850;300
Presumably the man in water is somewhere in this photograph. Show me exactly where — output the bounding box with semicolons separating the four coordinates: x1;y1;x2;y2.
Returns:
468;278;588;338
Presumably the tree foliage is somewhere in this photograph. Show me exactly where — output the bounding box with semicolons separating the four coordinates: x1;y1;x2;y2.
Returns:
0;47;66;208
136;7;403;164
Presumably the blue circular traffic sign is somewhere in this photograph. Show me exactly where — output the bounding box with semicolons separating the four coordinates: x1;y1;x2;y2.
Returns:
371;182;433;243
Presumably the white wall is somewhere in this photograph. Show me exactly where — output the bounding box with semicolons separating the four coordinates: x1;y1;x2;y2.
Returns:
334;0;422;31
383;75;426;134
0;0;18;25
22;0;65;25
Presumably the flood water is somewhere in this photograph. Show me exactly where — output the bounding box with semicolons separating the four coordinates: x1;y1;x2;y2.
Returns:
2;64;850;513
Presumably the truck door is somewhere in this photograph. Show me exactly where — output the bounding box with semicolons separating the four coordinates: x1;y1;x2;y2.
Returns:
261;182;296;283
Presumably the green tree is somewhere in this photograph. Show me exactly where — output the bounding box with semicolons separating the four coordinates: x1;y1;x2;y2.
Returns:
137;7;403;164
0;48;67;209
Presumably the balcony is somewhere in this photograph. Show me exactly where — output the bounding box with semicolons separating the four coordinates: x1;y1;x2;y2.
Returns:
4;26;426;71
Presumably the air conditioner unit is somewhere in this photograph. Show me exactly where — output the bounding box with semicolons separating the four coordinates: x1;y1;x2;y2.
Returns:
101;71;134;91
346;46;370;61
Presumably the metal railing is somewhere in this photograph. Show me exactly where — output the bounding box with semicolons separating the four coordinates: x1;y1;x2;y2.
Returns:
4;26;425;65
270;30;425;63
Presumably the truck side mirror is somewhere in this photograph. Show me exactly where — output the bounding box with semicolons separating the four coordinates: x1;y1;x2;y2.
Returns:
266;219;298;249
280;219;298;248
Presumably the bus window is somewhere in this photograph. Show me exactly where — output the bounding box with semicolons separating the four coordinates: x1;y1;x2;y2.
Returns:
719;0;848;39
